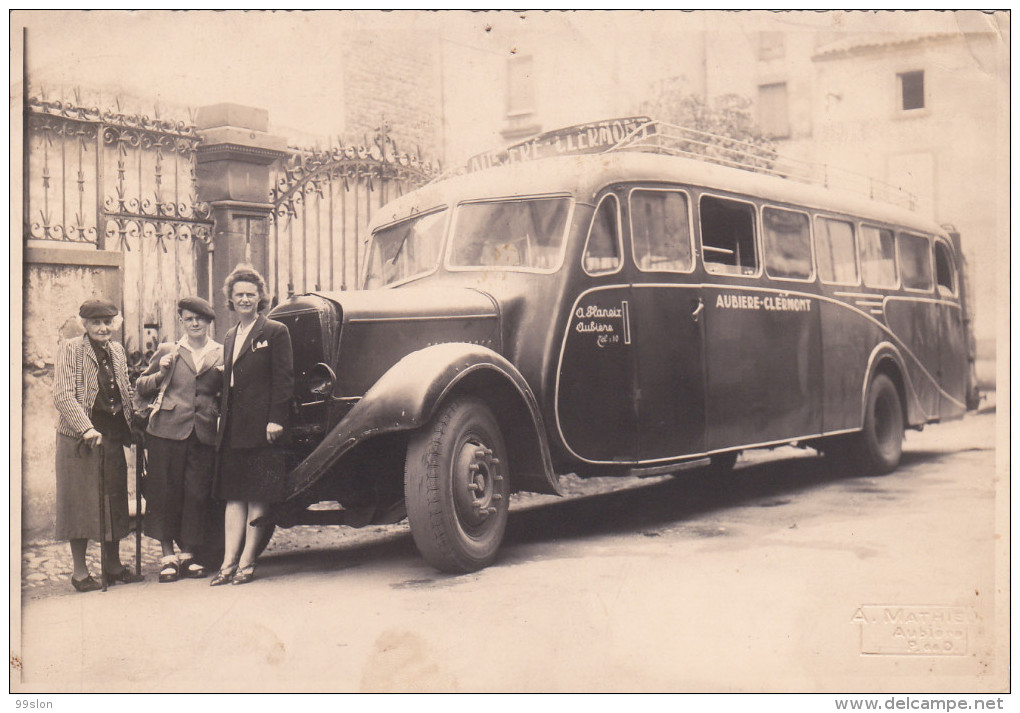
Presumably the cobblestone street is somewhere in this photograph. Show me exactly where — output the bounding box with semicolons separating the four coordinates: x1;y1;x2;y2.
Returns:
17;472;650;601
14;406;1005;692
18;523;407;601
19;397;997;602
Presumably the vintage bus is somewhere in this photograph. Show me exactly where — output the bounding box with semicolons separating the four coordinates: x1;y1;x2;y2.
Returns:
269;118;972;572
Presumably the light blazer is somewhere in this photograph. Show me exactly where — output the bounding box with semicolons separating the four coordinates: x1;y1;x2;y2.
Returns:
217;314;294;449
137;340;224;445
53;335;134;439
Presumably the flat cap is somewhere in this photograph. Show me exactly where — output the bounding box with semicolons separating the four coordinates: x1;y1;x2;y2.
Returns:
79;299;119;319
178;296;215;321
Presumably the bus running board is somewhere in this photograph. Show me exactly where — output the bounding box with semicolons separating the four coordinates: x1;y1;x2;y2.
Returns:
628;458;712;478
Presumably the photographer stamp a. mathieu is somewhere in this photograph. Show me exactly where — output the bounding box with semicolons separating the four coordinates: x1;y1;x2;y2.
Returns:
852;606;975;656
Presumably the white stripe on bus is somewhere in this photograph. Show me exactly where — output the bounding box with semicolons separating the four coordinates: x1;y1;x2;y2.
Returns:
553;282;966;466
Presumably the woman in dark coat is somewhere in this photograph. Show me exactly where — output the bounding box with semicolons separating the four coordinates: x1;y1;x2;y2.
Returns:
135;296;223;582
52;299;146;591
211;265;293;586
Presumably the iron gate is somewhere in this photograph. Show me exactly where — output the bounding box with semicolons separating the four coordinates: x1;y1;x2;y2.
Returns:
24;93;214;371
269;123;437;299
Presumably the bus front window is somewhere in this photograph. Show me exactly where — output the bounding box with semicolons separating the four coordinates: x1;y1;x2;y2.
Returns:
449;197;571;271
364;209;447;288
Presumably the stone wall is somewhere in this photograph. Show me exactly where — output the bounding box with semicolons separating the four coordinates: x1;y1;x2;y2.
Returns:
340;31;442;160
21;248;124;540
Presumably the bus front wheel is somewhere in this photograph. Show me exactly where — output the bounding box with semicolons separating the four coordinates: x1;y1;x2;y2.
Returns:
856;373;904;474
404;397;510;573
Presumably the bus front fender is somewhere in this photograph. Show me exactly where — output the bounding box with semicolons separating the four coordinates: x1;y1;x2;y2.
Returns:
285;343;561;501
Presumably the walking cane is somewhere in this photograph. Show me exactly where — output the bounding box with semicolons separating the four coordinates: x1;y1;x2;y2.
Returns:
98;441;108;592
135;433;144;576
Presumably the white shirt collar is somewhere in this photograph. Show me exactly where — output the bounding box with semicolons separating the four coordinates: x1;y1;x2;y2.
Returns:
177;336;220;370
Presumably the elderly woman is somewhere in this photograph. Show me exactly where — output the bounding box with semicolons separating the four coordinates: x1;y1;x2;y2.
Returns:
211;265;293;586
136;296;223;583
52;299;146;592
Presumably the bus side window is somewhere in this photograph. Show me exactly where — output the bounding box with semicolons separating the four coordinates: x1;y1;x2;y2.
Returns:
934;240;956;296
815;216;859;285
762;206;812;279
897;232;933;291
631;189;693;272
700;195;757;276
583;194;622;275
860;225;898;288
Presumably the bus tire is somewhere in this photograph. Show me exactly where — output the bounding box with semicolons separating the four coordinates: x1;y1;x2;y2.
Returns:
856;373;904;474
404;397;510;573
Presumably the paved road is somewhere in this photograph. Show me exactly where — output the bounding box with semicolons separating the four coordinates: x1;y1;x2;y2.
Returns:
13;409;1006;693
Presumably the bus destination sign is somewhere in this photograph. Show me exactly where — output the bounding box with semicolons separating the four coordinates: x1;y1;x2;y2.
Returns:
465;116;656;174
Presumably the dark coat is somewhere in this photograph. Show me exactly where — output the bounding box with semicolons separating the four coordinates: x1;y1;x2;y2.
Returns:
217;314;294;449
136;340;224;445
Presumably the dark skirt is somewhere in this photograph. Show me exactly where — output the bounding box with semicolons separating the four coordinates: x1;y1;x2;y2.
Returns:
54;432;130;542
143;432;215;549
216;443;287;503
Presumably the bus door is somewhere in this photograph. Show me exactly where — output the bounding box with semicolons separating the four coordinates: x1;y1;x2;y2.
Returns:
934;237;968;417
699;196;823;451
557;195;638;464
627;187;706;460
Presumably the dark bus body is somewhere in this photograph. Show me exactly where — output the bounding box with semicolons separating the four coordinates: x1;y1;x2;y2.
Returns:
268;147;970;573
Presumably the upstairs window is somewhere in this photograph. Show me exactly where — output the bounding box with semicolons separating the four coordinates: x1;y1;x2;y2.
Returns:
898;70;925;111
897;232;933;291
860;225;898;288
815;216;859;285
934;240;956;295
630;189;693;273
762;206;812;280
583;194;622;275
758;82;790;139
700;195;757;276
507;55;535;117
758;31;785;61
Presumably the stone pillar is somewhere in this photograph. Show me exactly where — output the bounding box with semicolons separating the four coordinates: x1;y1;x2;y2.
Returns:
195;103;289;333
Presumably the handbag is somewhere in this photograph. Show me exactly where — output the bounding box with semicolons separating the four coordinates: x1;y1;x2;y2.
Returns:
131;345;179;432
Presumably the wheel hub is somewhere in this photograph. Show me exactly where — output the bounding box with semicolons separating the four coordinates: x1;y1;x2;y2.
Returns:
453;440;503;528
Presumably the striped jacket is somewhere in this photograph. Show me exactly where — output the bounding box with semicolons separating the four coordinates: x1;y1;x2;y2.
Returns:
52;335;134;439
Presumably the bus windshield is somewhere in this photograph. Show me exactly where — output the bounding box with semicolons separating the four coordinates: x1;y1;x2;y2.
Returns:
364;209;447;288
448;197;571;270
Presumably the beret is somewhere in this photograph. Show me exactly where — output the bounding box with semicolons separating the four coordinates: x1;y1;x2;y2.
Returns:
79;299;119;319
178;296;216;321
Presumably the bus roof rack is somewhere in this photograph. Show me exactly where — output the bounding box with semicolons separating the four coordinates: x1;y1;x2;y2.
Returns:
608;119;919;212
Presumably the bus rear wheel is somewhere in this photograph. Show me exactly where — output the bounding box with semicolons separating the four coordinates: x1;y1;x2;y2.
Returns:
404;397;510;573
855;373;904;474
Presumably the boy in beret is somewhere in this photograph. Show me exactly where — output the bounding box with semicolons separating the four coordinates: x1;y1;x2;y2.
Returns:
135;296;223;582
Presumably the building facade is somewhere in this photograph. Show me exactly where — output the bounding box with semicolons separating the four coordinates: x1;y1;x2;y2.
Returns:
481;12;1005;365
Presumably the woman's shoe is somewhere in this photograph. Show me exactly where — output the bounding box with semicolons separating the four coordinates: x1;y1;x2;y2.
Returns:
210;567;236;587
71;574;102;593
231;565;256;585
179;559;207;579
104;568;144;586
158;559;179;583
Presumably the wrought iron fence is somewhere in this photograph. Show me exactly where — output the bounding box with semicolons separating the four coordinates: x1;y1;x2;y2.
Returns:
269;123;438;299
24;93;214;373
25;93;439;373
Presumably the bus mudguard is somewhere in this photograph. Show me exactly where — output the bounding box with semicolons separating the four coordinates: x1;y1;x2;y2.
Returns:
285;342;561;501
863;342;923;427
